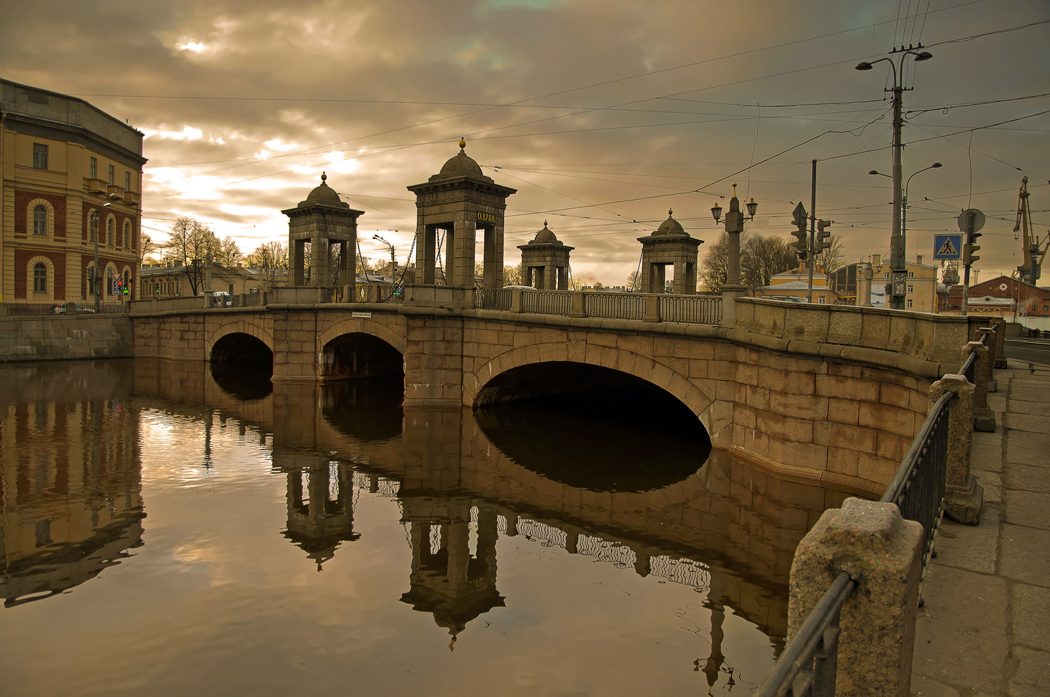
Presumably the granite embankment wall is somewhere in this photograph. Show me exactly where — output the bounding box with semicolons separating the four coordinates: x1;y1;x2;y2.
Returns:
0;314;134;362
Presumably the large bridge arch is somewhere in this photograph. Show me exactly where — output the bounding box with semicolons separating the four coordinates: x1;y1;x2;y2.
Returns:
465;341;715;424
206;317;275;359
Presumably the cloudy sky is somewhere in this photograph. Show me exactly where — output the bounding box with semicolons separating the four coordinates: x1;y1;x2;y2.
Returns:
4;0;1048;285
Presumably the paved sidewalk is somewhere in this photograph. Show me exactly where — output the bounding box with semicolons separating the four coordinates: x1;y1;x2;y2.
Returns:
911;360;1050;697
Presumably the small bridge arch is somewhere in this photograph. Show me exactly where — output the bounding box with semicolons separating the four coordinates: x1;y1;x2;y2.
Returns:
206;318;275;358
318;318;407;381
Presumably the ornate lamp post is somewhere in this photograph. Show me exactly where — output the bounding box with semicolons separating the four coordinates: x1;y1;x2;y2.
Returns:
856;47;933;309
711;184;757;326
710;184;757;288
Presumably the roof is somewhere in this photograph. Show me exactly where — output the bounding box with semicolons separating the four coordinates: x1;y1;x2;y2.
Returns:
757;280;828;291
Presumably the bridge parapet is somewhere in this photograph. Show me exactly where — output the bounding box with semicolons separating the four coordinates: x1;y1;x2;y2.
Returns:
732;298;980;375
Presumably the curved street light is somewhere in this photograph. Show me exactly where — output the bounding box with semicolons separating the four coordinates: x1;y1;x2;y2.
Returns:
856;48;934;309
869;162;942;263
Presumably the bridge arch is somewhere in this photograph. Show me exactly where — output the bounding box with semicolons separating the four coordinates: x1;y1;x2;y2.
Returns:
318;318;407;356
465;342;715;422
206;318;275;358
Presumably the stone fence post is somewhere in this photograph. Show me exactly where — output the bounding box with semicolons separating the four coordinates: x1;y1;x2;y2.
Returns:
509;287;524;313
977;326;999;393
570;291;586;318
965;340;996;432
930;373;984;524
642;293;660;322
789;498;923;697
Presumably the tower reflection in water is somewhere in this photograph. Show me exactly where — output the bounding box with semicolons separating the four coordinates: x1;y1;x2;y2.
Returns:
0;357;850;694
0;361;144;607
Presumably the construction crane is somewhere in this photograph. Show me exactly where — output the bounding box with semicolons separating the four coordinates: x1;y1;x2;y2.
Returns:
1014;176;1050;285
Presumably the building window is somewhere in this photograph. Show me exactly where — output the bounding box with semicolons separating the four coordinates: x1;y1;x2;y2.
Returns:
34;263;47;293
108;164;115;185
1044;305;1049;312
108;218;117;248
33;206;47;235
107;268;114;296
89;211;99;242
908;272;914;278
125;171;131;190
124;221;133;250
908;285;914;294
885;272;889;278
90;157;97;179
907;299;913;309
32;143;48;169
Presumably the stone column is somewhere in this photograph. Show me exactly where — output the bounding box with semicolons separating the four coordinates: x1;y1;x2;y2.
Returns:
966;340;996;432
977;327;999;392
643;292;660;323
858;263;873;307
788;498;923;697
930;373;983;524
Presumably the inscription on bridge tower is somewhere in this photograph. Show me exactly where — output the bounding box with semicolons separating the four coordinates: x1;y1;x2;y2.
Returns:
407;140;516;290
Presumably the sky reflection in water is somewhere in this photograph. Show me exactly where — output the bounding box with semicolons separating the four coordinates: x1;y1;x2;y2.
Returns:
0;358;847;696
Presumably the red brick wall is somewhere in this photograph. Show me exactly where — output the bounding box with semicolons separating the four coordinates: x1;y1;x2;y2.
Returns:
14;249;67;300
14;190;66;238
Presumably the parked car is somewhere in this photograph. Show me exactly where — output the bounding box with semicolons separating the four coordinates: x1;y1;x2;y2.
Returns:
52;304;95;314
210;291;233;307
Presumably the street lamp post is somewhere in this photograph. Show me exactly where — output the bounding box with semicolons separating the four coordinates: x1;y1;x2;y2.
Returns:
711;185;757;326
856;47;933;310
92;199;115;313
869;162;942;269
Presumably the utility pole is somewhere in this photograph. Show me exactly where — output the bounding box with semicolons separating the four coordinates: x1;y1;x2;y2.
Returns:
808;160;816;303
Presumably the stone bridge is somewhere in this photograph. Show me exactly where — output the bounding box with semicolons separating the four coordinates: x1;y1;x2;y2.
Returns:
128;286;998;495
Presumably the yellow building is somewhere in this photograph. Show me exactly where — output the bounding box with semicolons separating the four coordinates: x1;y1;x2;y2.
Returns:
1;79;146;305
753;266;840;305
139;262;268;298
867;254;940;312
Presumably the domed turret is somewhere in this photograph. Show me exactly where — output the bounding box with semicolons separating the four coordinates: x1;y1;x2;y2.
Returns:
653;209;686;237
435;139;486;180
530;221;561;246
303;172;344;207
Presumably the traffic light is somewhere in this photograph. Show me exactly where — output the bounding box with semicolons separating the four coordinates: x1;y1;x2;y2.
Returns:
791;202;809;259
816;220;832;252
963;231;982;266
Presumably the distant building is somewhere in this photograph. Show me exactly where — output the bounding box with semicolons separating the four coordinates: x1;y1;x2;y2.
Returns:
139;262;267;298
754;266;839;305
945;274;1050;331
832;254;945;311
1;79;146;304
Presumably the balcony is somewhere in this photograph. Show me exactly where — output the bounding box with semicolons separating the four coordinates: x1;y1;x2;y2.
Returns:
124;191;140;207
107;184;125;199
86;178;107;194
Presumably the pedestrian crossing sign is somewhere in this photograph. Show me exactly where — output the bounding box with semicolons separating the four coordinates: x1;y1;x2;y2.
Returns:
933;234;962;260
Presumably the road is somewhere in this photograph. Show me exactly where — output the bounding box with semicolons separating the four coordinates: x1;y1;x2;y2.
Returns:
1005;338;1050;366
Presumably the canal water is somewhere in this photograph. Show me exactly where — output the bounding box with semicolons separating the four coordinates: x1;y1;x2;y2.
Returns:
0;358;849;696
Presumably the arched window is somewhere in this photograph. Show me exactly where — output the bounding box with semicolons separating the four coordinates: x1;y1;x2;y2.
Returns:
107;268;114;296
33;206;47;236
89;211;99;242
34;263;47;293
124;221;133;250
107;217;116;248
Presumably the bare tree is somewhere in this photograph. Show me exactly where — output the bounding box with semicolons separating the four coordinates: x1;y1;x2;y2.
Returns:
164;217;220;295
742;235;798;290
246;240;288;291
503;264;522;285
626;270;641;291
215;236;243;268
138;234;156;265
814;235;845;275
698;232;731;292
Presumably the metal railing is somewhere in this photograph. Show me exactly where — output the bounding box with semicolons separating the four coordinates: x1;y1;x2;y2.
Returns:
660;294;722;324
473;288;721;325
756;390;955;696
585;292;644;320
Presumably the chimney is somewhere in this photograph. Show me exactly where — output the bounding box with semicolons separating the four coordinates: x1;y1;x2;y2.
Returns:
916;254;923;265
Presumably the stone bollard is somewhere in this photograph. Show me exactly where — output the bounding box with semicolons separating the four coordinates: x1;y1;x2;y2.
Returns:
930;374;984;524
570;291;586;318
978;327;998;393
789;498;923;697
965;341;996;432
719;284;746;327
509;287;524;313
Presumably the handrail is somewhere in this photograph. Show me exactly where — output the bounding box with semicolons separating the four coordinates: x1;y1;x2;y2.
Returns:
755;572;856;697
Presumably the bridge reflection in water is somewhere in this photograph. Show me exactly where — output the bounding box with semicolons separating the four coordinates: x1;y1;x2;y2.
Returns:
0;358;853;696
